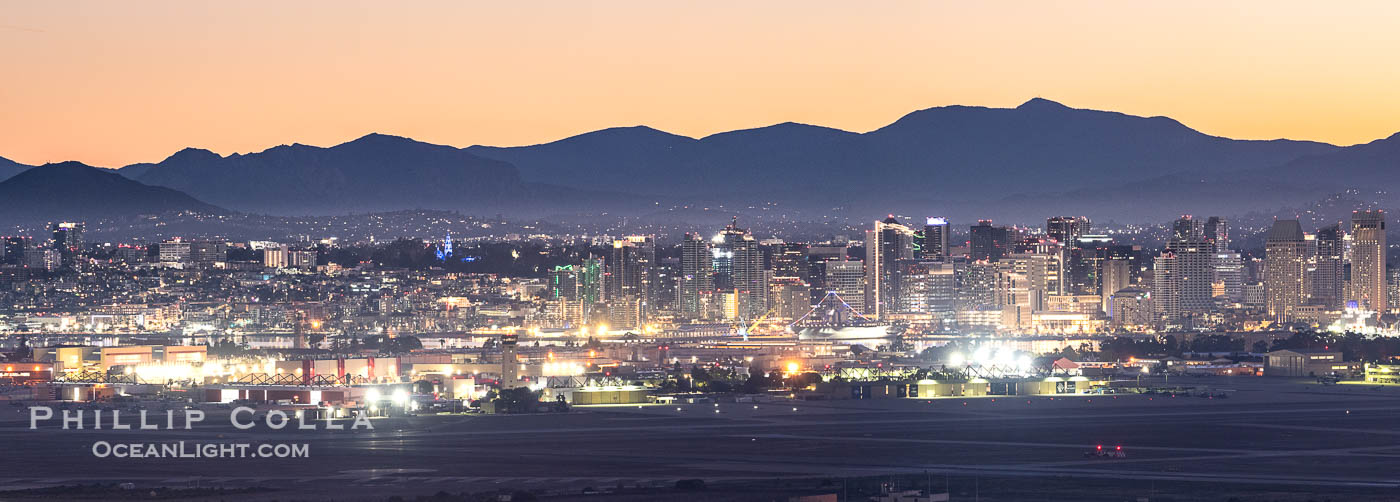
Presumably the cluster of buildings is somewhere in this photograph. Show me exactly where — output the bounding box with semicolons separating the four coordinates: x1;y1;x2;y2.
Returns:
0;211;1396;409
1;222;86;272
4;211;1398;344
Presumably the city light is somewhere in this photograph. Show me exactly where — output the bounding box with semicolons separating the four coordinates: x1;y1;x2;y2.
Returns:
1;4;1393;498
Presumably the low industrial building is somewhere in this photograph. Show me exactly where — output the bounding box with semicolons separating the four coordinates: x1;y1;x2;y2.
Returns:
1264;350;1358;377
814;376;1099;400
199;386;363;405
1364;363;1400;384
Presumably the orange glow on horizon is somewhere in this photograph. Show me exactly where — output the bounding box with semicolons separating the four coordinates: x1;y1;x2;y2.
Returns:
3;1;1400;168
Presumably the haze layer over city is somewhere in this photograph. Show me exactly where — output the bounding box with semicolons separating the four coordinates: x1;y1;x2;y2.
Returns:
3;3;1400;502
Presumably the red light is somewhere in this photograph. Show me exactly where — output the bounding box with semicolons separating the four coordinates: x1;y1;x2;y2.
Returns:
1116;446;1122;451
1096;445;1102;450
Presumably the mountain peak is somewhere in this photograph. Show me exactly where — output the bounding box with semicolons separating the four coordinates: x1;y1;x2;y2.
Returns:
165;147;222;163
40;160;96;170
0;159;220;222
349;132;414;144
1017;97;1070;111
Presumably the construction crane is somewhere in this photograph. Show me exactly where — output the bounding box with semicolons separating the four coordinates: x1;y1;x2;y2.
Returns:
733;308;779;341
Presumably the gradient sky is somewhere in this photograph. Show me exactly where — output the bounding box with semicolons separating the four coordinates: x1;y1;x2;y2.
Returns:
4;1;1400;168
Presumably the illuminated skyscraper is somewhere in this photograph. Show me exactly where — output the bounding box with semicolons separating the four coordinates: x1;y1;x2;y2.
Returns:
825;260;866;314
1309;224;1344;309
769;277;811;320
1154;231;1214;325
1264;220;1307;322
1204;216;1229;252
1349;210;1387;312
771;242;809;283
679;233;712;318
713;219;766;319
3;236;32;265
805;244;846;305
549;265;579;301
1100;255;1132;314
893;259;957;332
1046;216;1090;247
920;217;950;261
1068;237;1137;297
866;216;915;318
1171;215;1203;242
578;257;606;321
969;220;1010;262
608;235;657;319
1212;252;1244;303
50;221;84;257
957;260;998;312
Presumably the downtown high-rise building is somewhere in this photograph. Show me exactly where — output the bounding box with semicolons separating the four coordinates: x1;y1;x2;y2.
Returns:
679;233;712;318
51;221;84;252
895;259;957;330
1348;210;1387;312
769;277;811;321
993;255;1037;329
1100;255;1133;314
714;219;767;319
578;257;606;320
920;217;951;261
866;216;915;318
771;242;809;283
1013;236;1066;296
607;235;657;320
957;259;998;312
547;264;583;326
1264;220;1308;322
825;260;866;314
50;221;84;267
1204;216;1229;253
3;236;32;265
1066;236;1136;297
1046;216;1090;247
549;265;579;301
1212;252;1245;304
1154;230;1214;325
1171;215;1203;242
969;220;1011;262
1308;224;1345;309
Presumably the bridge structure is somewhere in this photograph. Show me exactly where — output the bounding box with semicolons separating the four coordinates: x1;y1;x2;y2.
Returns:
790;291;877;329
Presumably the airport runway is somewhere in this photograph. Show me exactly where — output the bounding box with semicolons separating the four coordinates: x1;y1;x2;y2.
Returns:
2;377;1399;500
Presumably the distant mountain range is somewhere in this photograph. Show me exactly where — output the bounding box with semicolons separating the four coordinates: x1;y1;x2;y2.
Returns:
0;162;220;223
3;98;1399;224
0;156;29;181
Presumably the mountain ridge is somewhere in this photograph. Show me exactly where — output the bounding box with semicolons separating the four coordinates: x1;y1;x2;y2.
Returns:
9;98;1400;222
0;161;220;223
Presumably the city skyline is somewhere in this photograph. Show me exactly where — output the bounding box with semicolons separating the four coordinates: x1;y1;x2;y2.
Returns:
5;1;1400;167
8;4;1400;501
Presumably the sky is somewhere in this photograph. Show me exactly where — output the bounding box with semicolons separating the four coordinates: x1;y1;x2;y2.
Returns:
4;1;1400;168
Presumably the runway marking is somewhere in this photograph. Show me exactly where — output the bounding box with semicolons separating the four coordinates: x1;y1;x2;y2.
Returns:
741;433;1274;454
1237;422;1400;436
352;404;1400;439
